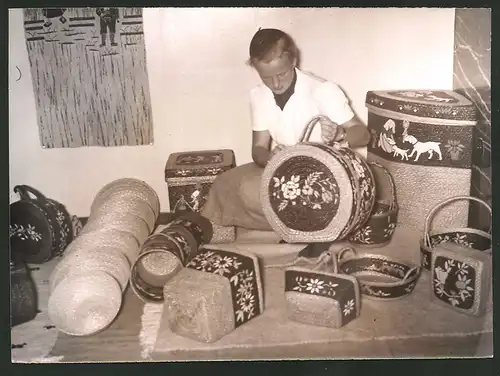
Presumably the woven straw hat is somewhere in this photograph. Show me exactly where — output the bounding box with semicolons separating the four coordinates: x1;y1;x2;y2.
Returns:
92;178;160;218
48;271;122;336
82;212;151;246
64;227;140;265
92;197;157;232
49;246;131;293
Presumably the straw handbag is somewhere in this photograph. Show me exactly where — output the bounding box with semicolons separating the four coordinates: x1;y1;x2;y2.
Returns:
420;196;492;271
10;185;74;264
348;162;398;247
261;115;376;243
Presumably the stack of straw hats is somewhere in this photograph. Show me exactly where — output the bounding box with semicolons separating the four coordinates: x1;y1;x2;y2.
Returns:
48;178;160;336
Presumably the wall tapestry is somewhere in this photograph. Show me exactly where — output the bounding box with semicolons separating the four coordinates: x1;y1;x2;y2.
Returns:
23;8;154;148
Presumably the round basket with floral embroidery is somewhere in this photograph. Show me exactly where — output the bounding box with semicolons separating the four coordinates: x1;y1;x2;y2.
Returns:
348;162;398;247
260;115;376;243
420;196;492;271
337;248;421;300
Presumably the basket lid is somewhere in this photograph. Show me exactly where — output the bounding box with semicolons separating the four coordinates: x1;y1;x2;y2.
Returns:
365;90;478;122
165;149;236;178
10;200;54;264
261;144;354;243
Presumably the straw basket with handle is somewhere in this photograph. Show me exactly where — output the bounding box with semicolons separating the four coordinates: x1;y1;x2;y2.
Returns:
261;115;376;243
349;162;399;247
420;196;492;271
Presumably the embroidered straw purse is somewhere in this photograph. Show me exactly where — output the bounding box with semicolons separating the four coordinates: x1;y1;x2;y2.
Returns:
261;115;376;243
420;196;492;271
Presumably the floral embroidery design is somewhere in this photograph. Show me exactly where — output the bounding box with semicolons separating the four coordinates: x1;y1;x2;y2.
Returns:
343;299;355;316
445;140;465;161
292;275;339;297
433;257;475;309
186;250;260;326
430;233;475;248
9;224;42;242
271;172;340;212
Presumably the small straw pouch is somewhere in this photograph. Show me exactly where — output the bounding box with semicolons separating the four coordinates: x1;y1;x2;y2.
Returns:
420;196;492;271
430;241;492;317
337;248;421;300
349;162;399;247
285;249;361;328
162;247;264;343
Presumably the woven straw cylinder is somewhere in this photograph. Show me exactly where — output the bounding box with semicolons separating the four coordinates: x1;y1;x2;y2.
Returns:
92;197;157;232
369;153;470;230
260;116;375;243
50;246;130;293
92;178;160;218
365;90;477;231
64;228;140;265
48;271;122;336
82;212;151;246
163;268;236;343
130;233;185;303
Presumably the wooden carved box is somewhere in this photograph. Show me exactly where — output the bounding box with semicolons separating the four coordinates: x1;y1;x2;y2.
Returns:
165;149;236;213
430;242;492;317
365;90;478;230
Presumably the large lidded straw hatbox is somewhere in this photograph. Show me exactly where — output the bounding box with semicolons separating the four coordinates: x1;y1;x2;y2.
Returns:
365;89;478;230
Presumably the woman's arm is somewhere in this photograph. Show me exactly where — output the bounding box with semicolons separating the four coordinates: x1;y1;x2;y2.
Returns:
339;115;371;147
252;130;273;168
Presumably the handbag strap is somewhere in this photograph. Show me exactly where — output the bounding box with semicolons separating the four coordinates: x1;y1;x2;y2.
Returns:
14;185;49;203
423;195;492;248
299;115;332;143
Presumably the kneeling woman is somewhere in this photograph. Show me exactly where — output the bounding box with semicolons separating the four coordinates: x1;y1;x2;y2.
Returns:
201;28;370;250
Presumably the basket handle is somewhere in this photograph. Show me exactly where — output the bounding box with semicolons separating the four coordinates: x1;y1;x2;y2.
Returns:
299;115;333;143
313;250;338;274
368;162;397;210
14;185;49;203
402;266;420;283
423;196;492;248
337;246;357;263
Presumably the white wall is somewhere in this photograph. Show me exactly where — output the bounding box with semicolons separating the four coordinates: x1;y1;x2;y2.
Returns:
9;7;456;216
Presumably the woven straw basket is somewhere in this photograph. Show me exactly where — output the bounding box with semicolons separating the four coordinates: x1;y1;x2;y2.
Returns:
163;247;264;343
130;233;185;304
420;195;492;271
365;90;478;231
285;249;361;328
48;271;122;336
349;162;399;247
337;247;421;300
261;115;376;243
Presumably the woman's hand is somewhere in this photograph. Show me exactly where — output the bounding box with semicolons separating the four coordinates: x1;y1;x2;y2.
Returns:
319;117;340;144
270;144;285;159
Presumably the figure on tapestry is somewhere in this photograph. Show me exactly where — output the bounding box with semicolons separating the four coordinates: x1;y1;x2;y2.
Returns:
42;8;67;28
23;8;153;149
96;8;119;47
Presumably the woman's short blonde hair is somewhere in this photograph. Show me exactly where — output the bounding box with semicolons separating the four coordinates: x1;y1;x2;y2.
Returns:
247;28;299;66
